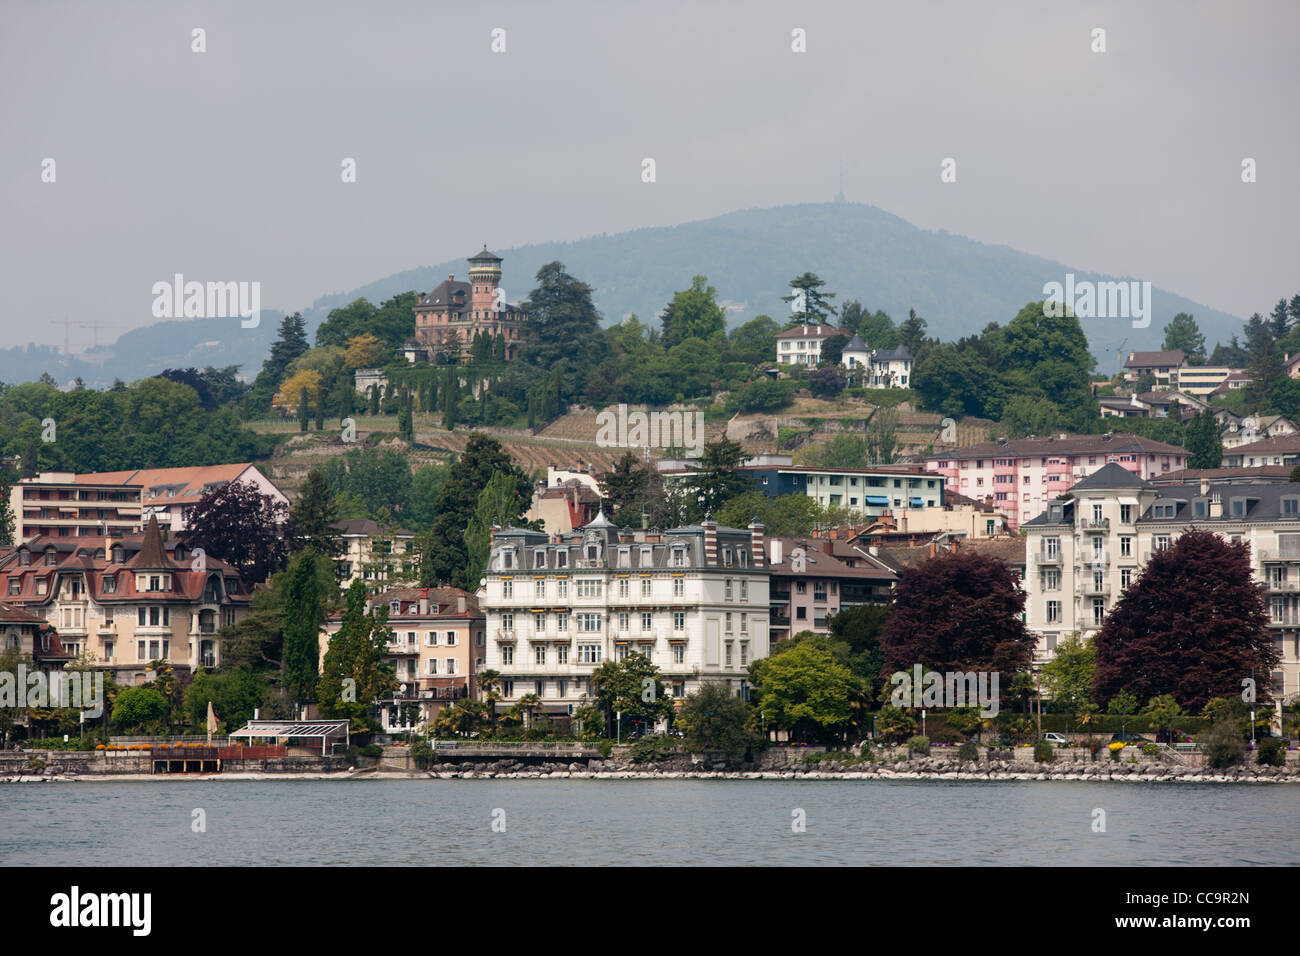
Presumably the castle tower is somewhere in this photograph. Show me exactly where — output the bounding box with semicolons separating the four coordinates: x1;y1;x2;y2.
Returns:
468;246;503;316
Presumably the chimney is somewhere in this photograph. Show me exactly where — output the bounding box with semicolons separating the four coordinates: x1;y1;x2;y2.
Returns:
1200;477;1210;496
1210;493;1223;518
748;521;765;568
900;514;908;533
769;539;783;565
419;597;429;615
703;519;717;567
869;545;879;557
457;593;467;614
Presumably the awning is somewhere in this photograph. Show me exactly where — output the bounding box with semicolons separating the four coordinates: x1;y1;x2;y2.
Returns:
865;496;889;506
229;720;349;739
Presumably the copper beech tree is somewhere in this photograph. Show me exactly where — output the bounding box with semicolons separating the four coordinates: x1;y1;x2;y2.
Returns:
1091;529;1278;712
879;549;1035;679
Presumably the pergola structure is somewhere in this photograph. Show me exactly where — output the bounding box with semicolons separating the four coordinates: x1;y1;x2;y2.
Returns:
229;720;350;756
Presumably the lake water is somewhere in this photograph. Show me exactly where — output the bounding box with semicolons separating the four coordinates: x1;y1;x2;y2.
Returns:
2;779;1296;866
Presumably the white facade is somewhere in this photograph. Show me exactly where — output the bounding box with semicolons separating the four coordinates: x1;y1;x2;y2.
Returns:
480;518;770;717
1023;469;1299;705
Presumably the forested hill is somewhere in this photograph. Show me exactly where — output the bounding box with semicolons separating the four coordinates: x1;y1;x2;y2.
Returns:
2;202;1243;387
300;202;1244;375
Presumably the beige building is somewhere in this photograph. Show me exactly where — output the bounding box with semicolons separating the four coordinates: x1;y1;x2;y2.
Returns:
334;519;416;590
1022;464;1299;706
0;516;252;685
10;473;141;543
318;587;484;733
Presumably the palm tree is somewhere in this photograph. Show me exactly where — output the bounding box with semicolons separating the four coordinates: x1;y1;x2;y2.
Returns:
477;668;502;734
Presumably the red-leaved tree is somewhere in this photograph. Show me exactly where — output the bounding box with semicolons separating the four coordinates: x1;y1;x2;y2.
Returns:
1092;529;1277;711
879;549;1034;678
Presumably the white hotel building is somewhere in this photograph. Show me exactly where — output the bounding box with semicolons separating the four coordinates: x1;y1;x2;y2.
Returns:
1022;464;1298;704
479;515;770;719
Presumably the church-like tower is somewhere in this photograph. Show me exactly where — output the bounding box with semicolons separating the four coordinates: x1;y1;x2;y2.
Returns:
411;247;528;362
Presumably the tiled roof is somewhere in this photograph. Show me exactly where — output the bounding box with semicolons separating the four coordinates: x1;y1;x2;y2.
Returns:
76;463;274;508
775;324;838;340
1125;350;1186;368
929;433;1187;461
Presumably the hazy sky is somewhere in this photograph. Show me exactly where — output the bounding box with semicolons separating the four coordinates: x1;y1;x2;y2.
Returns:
3;0;1297;352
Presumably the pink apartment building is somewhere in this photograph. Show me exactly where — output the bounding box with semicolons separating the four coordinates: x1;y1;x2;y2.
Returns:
925;433;1189;531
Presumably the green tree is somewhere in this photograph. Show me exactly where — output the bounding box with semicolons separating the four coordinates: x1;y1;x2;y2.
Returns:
1162;312;1206;364
684;438;751;519
1040;633;1096;724
897;308;927;356
749;642;862;744
1106;687;1139;716
820;433;868;469
1185;409;1223;469
521;262;608;405
290;468;342;558
590;652;673;737
782;272;837;326
110;685;169;732
465;470;532;582
1141;693;1184;744
661;275;727;349
674;683;761;756
423;434;532;589
282;550;331;710
318;580;399;723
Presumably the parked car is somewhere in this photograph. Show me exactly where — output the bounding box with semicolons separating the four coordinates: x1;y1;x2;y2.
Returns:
1042;732;1069;747
1110;732;1150;744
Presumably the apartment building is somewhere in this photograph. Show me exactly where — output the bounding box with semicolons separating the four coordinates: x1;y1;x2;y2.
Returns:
0;516;251;685
1224;435;1300;468
661;455;947;520
78;464;286;533
14;465;286;542
480;514;770;721
10;473;141;542
925;433;1189;531
1170;365;1242;398
334;519;416;590
1021;464;1299;702
318;586;483;733
766;537;895;643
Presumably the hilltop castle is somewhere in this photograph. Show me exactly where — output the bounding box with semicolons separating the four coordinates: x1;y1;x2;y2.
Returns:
408;247;529;363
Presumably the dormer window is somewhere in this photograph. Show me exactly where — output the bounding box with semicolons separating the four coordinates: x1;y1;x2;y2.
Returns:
111;547;123;564
723;547;733;566
585;544;599;561
44;551;56;566
1283;497;1300;516
390;600;401;616
19;551;30;567
503;550;514;570
671;547;687;568
534;549;546;569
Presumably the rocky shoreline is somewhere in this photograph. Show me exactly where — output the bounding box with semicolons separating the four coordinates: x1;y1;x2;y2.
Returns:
6;758;1300;784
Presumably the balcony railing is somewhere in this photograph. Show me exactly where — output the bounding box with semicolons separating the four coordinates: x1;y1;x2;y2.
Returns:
1038;551;1062;564
1080;519;1110;531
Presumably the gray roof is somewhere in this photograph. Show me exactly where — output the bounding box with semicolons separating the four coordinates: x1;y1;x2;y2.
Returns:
873;345;912;362
1067;462;1151;491
844;334;868;350
468;246;502;262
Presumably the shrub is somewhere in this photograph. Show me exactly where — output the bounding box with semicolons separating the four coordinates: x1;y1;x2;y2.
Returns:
629;735;677;764
411;736;433;769
957;741;979;762
906;735;930;756
1257;737;1286;767
1033;741;1056;763
597;739;613;759
1199;720;1246;770
1141;743;1161;757
1087;738;1103;760
359;744;383;759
